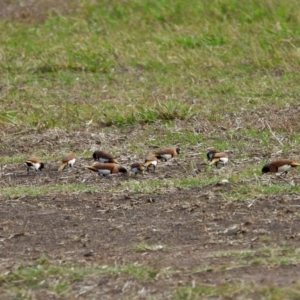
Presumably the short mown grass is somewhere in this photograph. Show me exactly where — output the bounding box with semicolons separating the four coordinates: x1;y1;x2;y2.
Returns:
1;0;300;131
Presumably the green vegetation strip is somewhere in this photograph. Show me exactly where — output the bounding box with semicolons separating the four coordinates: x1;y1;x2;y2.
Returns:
1;174;298;199
175;283;300;300
193;247;300;273
0;258;158;297
1;248;300;298
0;184;97;199
178;247;300;300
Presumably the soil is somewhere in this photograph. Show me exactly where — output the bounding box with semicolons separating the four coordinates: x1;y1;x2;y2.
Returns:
1;129;300;299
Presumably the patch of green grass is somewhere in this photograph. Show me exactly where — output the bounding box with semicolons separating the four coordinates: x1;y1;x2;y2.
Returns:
0;183;97;199
174;176;220;188
119;264;158;281
1;0;300;131
0;156;29;165
122;174;220;194
212;246;300;268
223;181;300;201
123;178;176;194
131;241;166;252
146;130;202;148
98;100;196;126
0;257;158;297
185;247;300;299
175;283;300;300
193;265;214;274
175;283;252;300
260;235;272;243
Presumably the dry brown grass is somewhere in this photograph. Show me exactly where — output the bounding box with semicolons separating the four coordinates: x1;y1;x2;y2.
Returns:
0;0;79;22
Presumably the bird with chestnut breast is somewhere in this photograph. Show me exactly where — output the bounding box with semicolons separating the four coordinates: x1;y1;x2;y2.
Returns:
154;147;181;162
87;163;127;178
25;157;44;175
262;160;300;177
58;153;76;171
92;150;119;163
144;155;159;172
207;149;229;167
130;162;145;176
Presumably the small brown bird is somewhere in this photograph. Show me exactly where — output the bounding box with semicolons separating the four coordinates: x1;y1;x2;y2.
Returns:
207;149;229;167
262;160;300;176
25;157;44;174
87;163;127;178
58;153;76;171
130;163;145;176
92;150;118;163
154;147;181;161
144;155;159;172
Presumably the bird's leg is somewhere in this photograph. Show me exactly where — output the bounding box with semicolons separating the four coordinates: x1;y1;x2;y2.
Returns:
174;158;187;172
174;158;180;166
277;173;292;185
279;171;288;177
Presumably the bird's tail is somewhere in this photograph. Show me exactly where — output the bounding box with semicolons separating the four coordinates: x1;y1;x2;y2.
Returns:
87;165;98;172
291;162;300;167
144;160;153;167
58;162;68;171
209;158;220;165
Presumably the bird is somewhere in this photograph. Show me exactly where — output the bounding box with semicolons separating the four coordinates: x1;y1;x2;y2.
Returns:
207;149;229;167
130;163;145;176
144;155;159;172
58;153;76;171
25;157;44;175
92;150;118;163
87;163;127;178
154;147;181;161
262;160;300;176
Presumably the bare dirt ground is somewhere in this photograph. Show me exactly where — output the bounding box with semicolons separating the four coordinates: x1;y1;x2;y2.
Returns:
1;128;300;299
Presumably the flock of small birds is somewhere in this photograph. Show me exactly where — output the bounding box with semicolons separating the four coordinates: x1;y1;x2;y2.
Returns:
25;147;181;178
24;147;300;179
